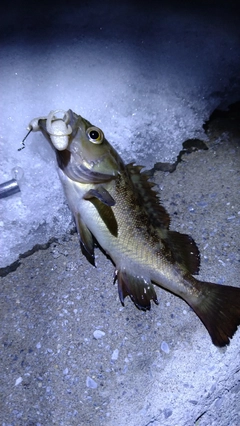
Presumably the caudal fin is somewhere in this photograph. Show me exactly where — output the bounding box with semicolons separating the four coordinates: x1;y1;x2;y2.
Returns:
187;281;240;347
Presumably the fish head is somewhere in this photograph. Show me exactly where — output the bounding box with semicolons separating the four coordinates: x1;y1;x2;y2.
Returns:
28;109;121;183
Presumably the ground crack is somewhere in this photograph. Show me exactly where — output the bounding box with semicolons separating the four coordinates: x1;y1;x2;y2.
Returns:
0;237;58;277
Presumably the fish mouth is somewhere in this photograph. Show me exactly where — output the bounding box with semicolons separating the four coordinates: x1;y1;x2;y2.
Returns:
56;148;117;184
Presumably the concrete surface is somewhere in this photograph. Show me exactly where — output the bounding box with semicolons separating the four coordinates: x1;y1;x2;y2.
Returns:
1;107;240;425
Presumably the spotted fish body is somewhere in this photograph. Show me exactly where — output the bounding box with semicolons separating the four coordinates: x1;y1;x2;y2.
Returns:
28;109;240;347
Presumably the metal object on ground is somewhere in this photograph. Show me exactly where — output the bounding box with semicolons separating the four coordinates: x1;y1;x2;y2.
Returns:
0;167;24;199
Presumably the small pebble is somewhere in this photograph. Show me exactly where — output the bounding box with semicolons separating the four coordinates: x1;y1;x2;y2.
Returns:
161;341;170;354
111;349;119;360
63;368;69;375
164;408;172;418
86;376;98;389
15;377;23;386
93;330;105;339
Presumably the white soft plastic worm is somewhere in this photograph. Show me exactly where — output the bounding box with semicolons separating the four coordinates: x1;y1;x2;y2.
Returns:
28;109;72;150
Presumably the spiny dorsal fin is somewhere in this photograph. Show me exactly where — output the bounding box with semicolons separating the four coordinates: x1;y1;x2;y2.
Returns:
126;163;170;229
115;269;159;311
162;230;200;275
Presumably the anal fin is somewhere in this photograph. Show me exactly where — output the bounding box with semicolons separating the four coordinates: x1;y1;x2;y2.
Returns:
115;269;158;311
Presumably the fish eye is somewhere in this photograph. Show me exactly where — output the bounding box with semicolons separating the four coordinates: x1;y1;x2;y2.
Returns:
86;126;104;144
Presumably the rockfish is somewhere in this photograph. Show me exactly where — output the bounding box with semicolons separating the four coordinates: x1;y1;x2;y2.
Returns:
26;109;240;347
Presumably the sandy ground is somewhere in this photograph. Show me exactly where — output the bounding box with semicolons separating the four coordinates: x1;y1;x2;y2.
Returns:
1;106;239;425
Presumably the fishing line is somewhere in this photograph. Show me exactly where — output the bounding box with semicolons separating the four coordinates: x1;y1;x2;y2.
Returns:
18;128;33;151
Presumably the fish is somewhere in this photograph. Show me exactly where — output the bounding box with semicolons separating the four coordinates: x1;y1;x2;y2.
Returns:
26;109;240;347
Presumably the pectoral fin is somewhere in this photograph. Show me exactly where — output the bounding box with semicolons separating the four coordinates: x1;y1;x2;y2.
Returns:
83;186;115;206
115;269;158;311
88;198;118;237
75;213;95;266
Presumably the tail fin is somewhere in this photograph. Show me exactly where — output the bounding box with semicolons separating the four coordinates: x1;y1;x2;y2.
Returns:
187;281;240;347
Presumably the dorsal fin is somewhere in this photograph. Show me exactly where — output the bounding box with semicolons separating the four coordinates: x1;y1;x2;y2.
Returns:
162;230;201;275
126;163;170;229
